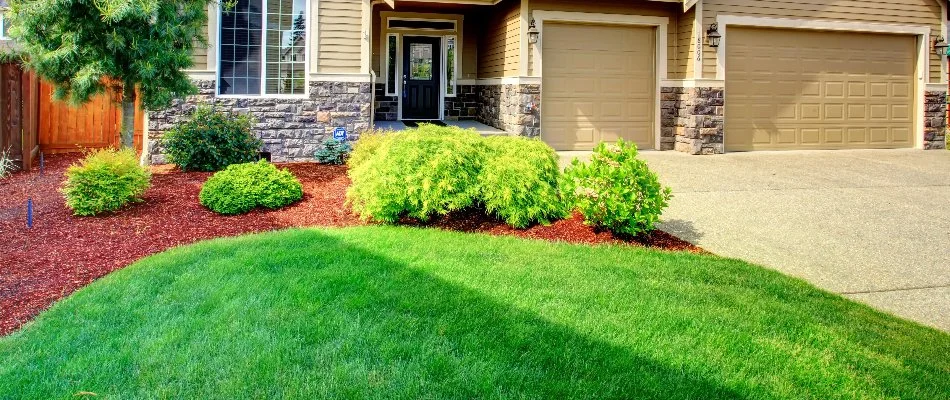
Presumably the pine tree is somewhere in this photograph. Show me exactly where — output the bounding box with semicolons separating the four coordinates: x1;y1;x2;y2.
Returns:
7;0;213;149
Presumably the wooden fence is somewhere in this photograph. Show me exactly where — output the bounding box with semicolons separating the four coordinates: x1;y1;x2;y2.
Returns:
0;63;39;171
38;81;144;154
0;62;144;171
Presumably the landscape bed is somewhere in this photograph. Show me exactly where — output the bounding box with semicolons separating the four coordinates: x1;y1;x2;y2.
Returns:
0;227;947;398
0;154;697;335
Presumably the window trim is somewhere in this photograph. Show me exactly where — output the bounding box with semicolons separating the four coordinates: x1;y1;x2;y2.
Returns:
215;0;312;99
443;35;457;98
384;33;400;97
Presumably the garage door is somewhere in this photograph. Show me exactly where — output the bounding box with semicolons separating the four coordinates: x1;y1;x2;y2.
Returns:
726;27;916;151
542;23;656;150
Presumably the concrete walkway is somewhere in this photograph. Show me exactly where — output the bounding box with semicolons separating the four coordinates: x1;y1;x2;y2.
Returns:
561;149;950;331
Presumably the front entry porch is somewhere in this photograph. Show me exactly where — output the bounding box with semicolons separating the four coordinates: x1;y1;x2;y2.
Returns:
374;119;505;136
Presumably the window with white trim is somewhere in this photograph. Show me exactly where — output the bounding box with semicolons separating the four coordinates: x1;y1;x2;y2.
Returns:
444;36;457;96
219;0;307;96
385;34;398;96
0;13;10;39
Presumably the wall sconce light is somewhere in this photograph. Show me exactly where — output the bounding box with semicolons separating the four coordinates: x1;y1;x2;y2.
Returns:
934;35;949;56
527;19;540;44
707;23;722;48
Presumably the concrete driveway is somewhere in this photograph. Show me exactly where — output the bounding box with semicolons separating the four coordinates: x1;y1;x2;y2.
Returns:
562;149;950;331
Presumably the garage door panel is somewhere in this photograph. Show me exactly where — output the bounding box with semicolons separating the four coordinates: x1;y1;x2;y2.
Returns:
542;23;655;150
726;27;915;151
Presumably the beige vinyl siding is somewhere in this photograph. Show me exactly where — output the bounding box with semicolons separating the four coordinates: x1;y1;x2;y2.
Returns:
702;0;944;81
478;0;521;78
190;19;209;70
677;6;696;79
320;0;363;73
528;0;681;79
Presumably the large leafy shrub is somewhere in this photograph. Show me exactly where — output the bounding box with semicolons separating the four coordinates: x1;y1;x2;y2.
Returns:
200;161;303;215
61;149;151;216
346;124;486;222
478;136;568;228
162;106;262;171
562;139;672;236
314;139;352;165
347;130;397;170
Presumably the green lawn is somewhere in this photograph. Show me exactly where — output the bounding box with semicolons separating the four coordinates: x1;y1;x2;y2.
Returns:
1;227;948;399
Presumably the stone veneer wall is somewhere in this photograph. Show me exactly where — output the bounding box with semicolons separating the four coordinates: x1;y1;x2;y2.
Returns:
148;80;372;163
924;91;947;150
477;84;541;137
373;83;398;121
444;85;480;120
661;87;724;155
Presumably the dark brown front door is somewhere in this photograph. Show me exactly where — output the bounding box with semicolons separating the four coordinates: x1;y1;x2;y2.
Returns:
402;36;441;120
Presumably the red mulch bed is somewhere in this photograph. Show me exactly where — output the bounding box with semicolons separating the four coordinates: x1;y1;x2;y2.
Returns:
0;154;700;336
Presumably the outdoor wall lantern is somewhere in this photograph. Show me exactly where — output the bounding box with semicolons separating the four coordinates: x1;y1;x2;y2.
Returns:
527;19;540;44
934;35;949;56
707;23;722;48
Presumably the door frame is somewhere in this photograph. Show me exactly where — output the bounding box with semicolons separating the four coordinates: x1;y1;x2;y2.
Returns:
398;34;446;121
714;15;932;150
531;11;669;150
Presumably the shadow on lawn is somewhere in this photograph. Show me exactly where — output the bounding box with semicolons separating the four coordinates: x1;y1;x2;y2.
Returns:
0;229;743;398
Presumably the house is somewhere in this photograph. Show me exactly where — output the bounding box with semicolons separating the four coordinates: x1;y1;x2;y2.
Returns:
6;1;949;162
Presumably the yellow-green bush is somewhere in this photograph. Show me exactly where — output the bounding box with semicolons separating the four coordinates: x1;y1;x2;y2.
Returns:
199;160;303;215
61;148;151;216
478;136;569;228
562;139;672;236
346;124;486;223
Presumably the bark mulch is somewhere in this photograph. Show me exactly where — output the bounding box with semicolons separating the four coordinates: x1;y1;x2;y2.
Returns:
0;154;701;336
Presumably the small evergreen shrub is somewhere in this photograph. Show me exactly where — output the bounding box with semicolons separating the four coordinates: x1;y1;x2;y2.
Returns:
61;148;151;216
162;106;262;172
347;125;486;222
478;136;568;228
200;161;303;215
562;139;672;236
314;139;352;165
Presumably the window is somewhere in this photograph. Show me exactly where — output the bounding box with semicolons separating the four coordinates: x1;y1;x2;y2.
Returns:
444;36;456;96
388;19;455;31
385;34;398;96
409;43;433;80
0;13;9;39
219;0;307;96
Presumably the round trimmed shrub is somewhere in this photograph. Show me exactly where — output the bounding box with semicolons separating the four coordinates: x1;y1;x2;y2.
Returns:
61;148;151;216
562;139;672;236
478;136;568;228
346;124;486;222
199;161;303;215
162;106;262;172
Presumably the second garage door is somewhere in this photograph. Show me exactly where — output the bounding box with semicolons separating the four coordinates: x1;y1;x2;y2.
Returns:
725;27;916;151
542;23;656;150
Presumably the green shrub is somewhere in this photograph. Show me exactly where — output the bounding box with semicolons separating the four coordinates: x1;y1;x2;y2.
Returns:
314;139;352;165
199;161;303;215
61;148;151;216
478;136;568;228
562;139;672;236
162;106;262;172
347;130;397;170
346;124;486;222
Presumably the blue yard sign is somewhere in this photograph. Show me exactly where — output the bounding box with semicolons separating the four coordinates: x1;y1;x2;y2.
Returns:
333;127;348;141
